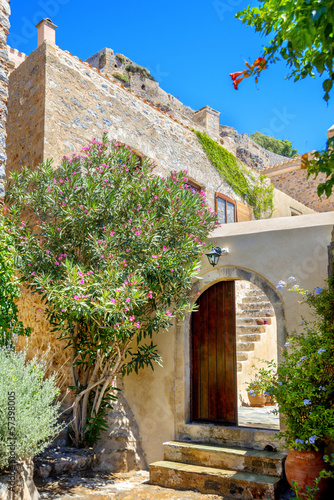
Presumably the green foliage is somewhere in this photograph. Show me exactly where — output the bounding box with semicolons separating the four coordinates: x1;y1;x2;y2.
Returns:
5;133;218;447
0;348;65;469
255;278;334;451
250;132;298;158
0;209;30;348
237;0;334;102
195;130;274;219
116;53;126;64
245;366;274;395
112;71;129;83
125;64;155;81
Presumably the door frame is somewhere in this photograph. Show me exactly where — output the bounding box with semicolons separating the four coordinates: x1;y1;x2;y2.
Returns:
174;267;286;445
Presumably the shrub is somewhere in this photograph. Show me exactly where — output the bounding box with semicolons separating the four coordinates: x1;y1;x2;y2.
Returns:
125;64;155;81
5;133;218;447
112;71;129;83
0;348;65;469
255;278;334;451
0;208;30;348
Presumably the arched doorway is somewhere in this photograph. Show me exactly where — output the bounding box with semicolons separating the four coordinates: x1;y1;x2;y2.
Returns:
189;268;285;431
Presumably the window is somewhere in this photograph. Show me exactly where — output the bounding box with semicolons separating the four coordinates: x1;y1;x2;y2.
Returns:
215;193;237;224
290;208;302;216
185;178;203;194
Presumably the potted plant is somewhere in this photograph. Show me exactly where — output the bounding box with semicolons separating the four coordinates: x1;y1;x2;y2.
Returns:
253;278;334;497
245;376;267;407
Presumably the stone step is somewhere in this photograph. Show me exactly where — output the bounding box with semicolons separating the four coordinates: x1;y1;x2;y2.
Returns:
236;341;255;352
239;302;272;311
238;309;273;318
242;296;268;304
237;333;262;343
149;460;280;499
236;317;262;325
247;289;264;296
237;352;248;361
163;441;286;478
237;325;266;334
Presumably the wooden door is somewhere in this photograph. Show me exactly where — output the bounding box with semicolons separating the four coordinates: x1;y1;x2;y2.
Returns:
191;281;237;425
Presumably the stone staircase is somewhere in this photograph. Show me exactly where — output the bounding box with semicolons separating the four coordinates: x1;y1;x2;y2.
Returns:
150;441;285;499
236;289;275;374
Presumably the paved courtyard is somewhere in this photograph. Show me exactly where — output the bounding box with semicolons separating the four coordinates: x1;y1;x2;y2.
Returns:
238;406;279;430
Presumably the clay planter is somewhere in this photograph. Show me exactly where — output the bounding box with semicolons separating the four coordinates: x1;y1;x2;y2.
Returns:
265;395;276;406
285;449;331;498
247;391;266;407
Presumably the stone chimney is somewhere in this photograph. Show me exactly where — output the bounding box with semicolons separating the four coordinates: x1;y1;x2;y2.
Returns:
194;106;221;140
36;18;57;47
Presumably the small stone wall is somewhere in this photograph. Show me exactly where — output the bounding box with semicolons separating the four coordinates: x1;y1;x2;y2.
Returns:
0;0;10;197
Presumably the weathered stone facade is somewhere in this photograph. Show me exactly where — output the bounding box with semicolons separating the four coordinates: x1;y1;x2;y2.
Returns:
0;0;10;198
219;125;286;170
266;160;334;212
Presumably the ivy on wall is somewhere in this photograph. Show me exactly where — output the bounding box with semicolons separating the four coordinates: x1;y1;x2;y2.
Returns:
195;130;274;219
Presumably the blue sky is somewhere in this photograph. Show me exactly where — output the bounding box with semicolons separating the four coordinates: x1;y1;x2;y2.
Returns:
8;0;333;154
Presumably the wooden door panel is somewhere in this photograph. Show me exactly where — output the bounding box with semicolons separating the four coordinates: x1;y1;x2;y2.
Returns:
191;281;237;425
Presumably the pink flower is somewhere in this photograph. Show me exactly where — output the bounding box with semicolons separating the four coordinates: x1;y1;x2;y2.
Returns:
126;298;130;303
163;246;167;251
80;279;84;284
129;315;135;322
78;272;83;276
166;310;172;316
152;255;158;259
148;291;153;299
55;262;59;265
46;250;50;254
39;309;42;313
74;295;79;300
126;248;130;252
101;255;105;259
142;187;146;191
171;269;174;272
124;280;129;285
111;298;116;303
62;309;66;312
136;322;140;329
57;228;61;231
47;187;52;192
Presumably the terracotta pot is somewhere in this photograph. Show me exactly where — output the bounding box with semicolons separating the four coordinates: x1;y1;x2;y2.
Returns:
265;395;276;406
285;449;331;498
247;391;266;407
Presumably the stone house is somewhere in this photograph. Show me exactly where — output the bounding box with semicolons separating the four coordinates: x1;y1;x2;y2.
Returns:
1;15;334;498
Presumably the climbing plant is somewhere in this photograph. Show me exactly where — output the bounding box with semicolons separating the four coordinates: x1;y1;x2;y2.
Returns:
195;130;274;219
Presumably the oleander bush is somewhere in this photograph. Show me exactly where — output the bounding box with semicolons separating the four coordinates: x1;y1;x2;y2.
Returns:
5;133;218;447
0;348;65;469
0;208;30;348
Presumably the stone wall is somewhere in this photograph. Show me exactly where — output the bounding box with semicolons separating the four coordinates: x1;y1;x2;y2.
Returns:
85;48;196;131
0;0;10;197
220;125;286;170
7;44;46;174
269;168;334;212
11;41;240;211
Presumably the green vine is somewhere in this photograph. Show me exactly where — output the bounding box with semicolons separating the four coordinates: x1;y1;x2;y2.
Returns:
195;130;274;219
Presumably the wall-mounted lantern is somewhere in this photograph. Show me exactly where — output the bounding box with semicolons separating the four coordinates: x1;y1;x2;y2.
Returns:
205;245;229;267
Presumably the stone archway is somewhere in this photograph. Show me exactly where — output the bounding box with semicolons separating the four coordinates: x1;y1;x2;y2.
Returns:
174;265;286;445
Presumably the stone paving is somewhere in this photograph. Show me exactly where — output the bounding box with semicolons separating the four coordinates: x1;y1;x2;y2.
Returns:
36;470;223;499
36;469;295;500
238;406;279;430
